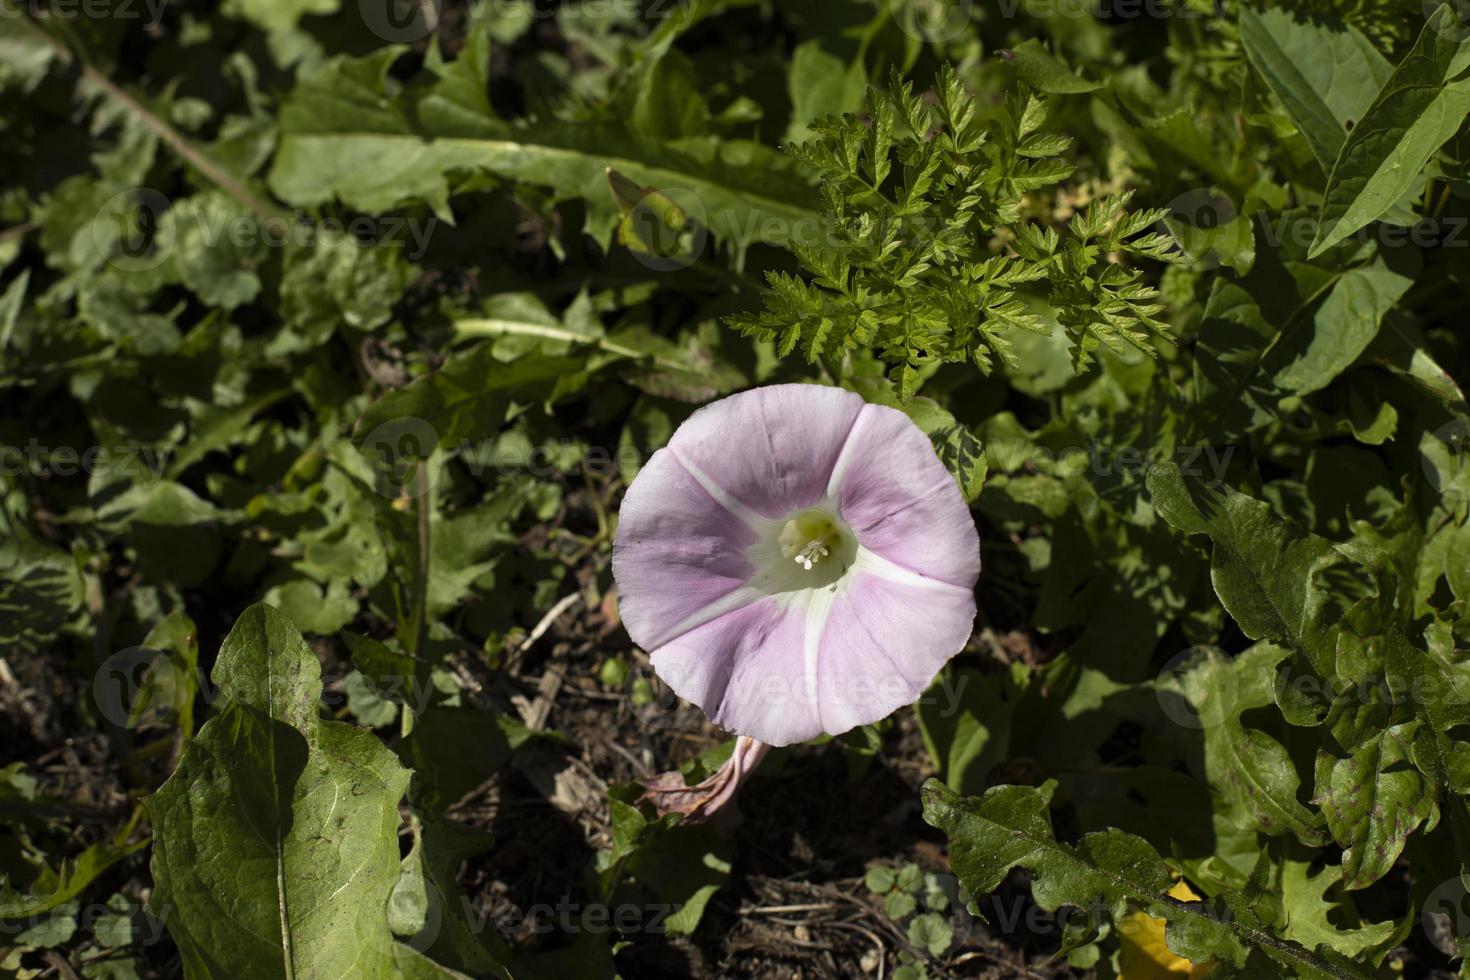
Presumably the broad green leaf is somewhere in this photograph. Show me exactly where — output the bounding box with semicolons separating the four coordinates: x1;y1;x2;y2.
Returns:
1272;257;1415;396
147;604;414;978
1192;230;1413;432
785;40;866;142
268;47;816;246
1309;6;1470;256
1159;644;1324;844
1278;854;1409;961
621;47;709;141
1238;6;1392;174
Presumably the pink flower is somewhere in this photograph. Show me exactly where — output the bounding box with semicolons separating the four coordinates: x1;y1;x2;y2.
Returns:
614;384;980;750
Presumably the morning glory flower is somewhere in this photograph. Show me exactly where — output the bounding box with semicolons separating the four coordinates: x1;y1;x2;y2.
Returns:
613;383;980;752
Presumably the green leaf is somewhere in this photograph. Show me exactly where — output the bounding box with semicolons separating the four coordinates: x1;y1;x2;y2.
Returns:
907;912;952;956
0;536;84;655
268;47;816;246
356;347;580;455
1238;6;1392;174
1314;696;1436;889
1146;462;1368;676
388;816;512;978
1160;644;1324;844
1271;256;1415;396
1002;40;1101;94
0;816;148;919
1278;852;1409;961
921;780;1366;977
146;604;414;978
865;865;898;894
1309;6;1470;256
1192;232;1414;433
785;40;866;142
884;890;917;921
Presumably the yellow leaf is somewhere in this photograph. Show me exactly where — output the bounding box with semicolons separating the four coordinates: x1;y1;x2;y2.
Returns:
1118;880;1213;979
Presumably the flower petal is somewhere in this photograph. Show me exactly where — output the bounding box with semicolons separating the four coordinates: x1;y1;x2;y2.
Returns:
666;384;867;521
831;404;981;589
650;565;974;745
612;448;759;651
813;568;976;735
650;597;822;746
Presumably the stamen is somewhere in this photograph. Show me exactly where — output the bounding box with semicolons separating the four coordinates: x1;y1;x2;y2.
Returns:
793;540;829;570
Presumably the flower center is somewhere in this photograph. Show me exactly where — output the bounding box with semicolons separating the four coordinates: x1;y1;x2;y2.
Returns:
779;511;844;570
749;507;857;594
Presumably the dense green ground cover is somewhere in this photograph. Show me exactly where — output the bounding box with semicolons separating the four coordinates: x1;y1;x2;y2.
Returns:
2;0;1470;976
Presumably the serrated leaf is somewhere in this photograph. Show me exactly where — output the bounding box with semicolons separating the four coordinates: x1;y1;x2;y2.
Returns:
1160;644;1325;844
269;47;816;246
1146;462;1372;676
921;780;1365;978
